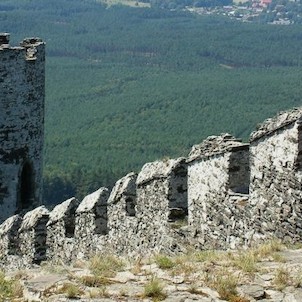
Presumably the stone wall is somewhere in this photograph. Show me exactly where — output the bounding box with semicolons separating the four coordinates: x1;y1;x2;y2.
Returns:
107;172;138;255
46;198;79;262
135;158;188;255
2;35;302;267
74;188;109;258
187;134;250;249
0;34;45;223
249;108;302;243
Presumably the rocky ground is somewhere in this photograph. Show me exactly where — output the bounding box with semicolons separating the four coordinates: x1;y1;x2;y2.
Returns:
3;240;302;302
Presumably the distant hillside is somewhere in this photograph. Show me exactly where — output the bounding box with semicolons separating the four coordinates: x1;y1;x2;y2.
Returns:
1;0;302;203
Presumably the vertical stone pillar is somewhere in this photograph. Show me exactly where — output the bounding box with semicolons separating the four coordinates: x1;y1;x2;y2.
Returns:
75;187;109;258
18;206;49;265
0;215;22;258
46;197;79;263
135;158;188;254
187;134;250;249
107;172;138;254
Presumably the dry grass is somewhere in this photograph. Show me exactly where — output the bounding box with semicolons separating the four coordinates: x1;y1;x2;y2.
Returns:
205;269;238;300
273;267;291;290
232;250;258;273
154;254;175;269
0;271;23;300
254;239;285;259
80;274;113;287
89;254;124;277
57;282;84;298
143;277;167;301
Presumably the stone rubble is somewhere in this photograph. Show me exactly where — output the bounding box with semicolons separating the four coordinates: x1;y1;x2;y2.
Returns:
8;247;302;302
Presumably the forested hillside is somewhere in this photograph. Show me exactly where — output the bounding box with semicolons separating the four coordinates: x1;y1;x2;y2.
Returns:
1;0;302;203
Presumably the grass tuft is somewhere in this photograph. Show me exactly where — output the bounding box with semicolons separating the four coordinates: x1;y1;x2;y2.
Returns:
154;254;175;269
205;269;240;301
255;239;285;259
143;277;167;301
89;254;124;277
80;275;112;287
232;250;258;273
273;267;291;290
58;282;83;298
0;271;23;300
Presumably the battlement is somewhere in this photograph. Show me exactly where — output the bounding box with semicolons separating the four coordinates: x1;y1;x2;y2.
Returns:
0;33;10;48
1;107;302;268
0;35;302;267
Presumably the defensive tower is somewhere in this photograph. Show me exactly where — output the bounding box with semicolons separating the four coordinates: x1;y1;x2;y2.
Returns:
0;33;45;223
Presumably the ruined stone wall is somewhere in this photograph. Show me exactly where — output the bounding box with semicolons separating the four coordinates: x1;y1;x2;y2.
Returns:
1;33;302;267
107;172;139;255
187;135;250;249
0;34;45;223
135;158;188;255
250;108;302;243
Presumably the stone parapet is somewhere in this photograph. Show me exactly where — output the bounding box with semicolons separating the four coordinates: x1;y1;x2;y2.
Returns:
75;187;109;257
0;215;22;257
107;172;138;255
19;206;49;265
250;107;302;142
46;197;79;262
2;107;302;267
188;133;248;162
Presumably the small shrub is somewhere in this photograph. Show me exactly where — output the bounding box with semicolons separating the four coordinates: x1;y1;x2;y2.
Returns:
154;255;175;269
89;254;124;277
143;277;167;301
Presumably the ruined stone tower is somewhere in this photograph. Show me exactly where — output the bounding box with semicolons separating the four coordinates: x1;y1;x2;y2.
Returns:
0;34;45;223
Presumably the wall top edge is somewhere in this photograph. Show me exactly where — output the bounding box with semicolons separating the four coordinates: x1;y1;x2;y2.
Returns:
250;107;302;142
187;133;249;163
0;34;45;52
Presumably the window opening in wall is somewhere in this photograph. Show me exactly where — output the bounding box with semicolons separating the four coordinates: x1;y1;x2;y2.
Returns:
229;150;250;194
168;163;188;227
65;217;76;238
125;197;136;217
17;162;35;212
94;205;108;235
295;122;302;170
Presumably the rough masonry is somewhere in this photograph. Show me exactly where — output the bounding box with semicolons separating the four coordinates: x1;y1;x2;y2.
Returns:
0;33;45;222
1;33;302;268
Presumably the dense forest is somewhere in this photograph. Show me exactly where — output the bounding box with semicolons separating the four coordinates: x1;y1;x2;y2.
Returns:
1;0;302;203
